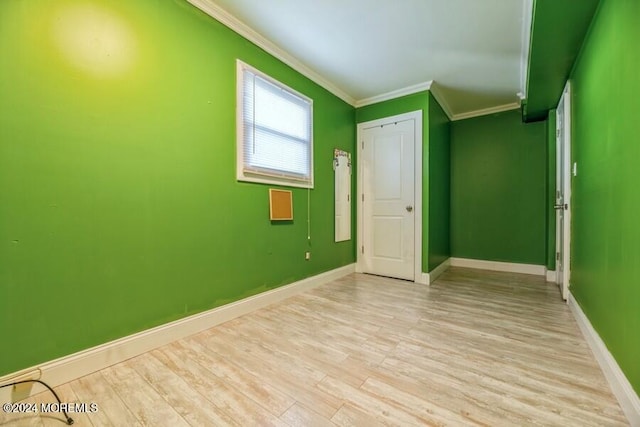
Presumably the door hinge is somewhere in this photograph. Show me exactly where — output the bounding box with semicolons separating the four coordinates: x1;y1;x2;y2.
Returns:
556;129;561;138
361;246;364;254
362;193;364;202
556;252;560;261
361;140;364;149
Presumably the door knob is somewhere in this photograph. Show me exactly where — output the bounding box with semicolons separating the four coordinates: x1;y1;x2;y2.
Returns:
554;204;568;210
406;205;413;212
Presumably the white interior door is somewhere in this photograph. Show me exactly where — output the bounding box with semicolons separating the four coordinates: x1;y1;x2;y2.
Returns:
555;82;572;301
360;119;415;280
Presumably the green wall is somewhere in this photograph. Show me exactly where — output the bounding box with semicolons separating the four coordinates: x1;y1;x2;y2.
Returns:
355;92;429;273
0;0;355;376
524;0;600;121
427;94;451;271
570;0;640;394
450;110;547;265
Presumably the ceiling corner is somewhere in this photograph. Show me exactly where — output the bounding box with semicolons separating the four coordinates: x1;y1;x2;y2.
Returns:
186;0;356;106
428;82;455;121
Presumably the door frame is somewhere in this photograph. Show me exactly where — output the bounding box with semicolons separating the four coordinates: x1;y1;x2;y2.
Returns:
556;81;572;300
356;110;423;283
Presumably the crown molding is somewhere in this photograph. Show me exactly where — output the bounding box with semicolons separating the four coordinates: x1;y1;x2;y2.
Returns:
520;0;534;101
356;80;520;122
354;81;433;108
428;82;455;120
186;0;356;106
186;0;525;122
430;81;521;121
452;102;521;121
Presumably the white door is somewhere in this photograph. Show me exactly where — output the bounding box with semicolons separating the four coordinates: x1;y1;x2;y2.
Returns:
360;119;415;280
555;82;572;301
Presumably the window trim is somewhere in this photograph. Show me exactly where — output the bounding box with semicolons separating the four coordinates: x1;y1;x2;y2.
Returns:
236;60;314;189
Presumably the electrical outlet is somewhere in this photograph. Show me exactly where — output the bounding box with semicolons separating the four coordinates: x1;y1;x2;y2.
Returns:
0;369;41;402
305;251;311;260
12;382;33;401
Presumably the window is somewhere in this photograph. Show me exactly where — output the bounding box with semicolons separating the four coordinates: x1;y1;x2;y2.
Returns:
237;60;314;188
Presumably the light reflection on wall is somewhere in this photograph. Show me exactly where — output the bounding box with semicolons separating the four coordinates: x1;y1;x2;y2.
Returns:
52;3;137;78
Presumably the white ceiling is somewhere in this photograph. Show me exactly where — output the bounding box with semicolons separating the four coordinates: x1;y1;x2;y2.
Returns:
189;0;532;120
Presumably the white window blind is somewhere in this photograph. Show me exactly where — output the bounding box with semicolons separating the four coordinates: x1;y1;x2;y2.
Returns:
237;61;313;188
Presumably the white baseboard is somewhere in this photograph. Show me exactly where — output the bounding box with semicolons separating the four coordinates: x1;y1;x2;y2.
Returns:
546;270;557;282
0;264;356;400
449;257;546;276
425;258;451;284
416;273;429;285
569;294;640;425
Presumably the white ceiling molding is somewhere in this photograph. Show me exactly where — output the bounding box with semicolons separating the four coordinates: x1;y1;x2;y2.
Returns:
354;81;433;108
428;82;520;122
519;0;534;101
427;82;455;121
186;0;356;106
451;102;521;121
188;0;528;122
355;81;521;123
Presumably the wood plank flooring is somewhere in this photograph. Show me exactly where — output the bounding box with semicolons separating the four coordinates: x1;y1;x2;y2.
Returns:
1;268;628;426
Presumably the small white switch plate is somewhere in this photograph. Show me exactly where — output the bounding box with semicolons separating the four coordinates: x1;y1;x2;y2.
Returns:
573;162;578;176
305;251;311;260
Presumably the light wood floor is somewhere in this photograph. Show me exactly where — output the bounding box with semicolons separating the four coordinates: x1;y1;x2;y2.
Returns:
1;268;628;426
